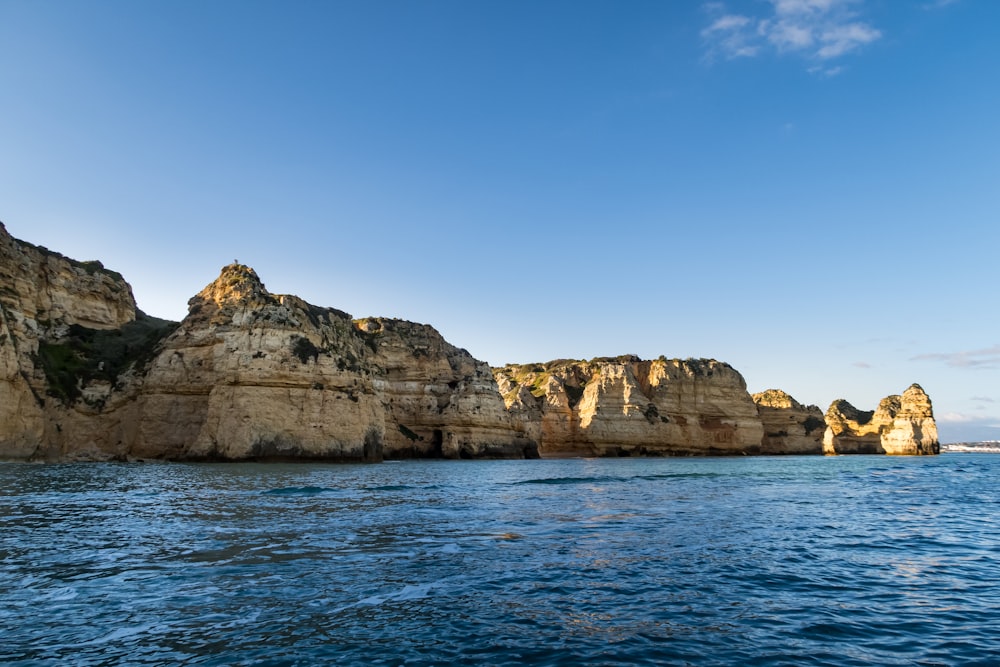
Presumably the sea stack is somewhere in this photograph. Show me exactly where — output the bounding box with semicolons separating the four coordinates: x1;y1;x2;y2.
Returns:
822;384;939;455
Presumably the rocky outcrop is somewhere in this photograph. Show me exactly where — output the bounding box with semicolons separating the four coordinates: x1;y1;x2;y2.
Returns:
0;223;140;459
0;222;534;461
494;356;765;456
0;223;941;461
822;384;939;455
129;263;533;461
752;389;825;454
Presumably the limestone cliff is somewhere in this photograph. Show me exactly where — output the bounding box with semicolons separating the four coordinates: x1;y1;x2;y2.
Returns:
822;384;939;455
0;223;140;459
0;223;941;461
494;356;765;456
752;389;825;455
129;263;533;461
0;223;534;461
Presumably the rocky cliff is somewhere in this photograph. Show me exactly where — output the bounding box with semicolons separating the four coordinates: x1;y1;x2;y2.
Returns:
822;384;939;455
0;224;534;461
0;223;140;459
494;356;765;456
752;389;825;455
1;223;941;460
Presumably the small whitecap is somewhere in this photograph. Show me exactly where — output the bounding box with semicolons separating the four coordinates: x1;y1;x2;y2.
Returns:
45;586;78;601
394;583;436;601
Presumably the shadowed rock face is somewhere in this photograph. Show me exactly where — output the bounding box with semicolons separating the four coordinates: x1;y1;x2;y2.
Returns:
0;229;535;461
494;356;765;457
823;384;939;456
752;389;826;455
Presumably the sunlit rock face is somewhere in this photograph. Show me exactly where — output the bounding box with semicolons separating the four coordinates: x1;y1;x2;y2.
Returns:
0;227;535;461
0;223;940;461
137;263;534;461
822;384;939;456
752;389;825;455
0;223;138;460
494;356;765;457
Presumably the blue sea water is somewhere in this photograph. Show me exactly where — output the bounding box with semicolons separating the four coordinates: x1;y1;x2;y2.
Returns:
1;455;999;666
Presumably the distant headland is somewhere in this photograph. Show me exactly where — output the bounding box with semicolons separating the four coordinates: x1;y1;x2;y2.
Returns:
0;222;939;462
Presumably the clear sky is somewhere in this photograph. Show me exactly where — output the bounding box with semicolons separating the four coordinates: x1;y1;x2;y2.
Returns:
1;0;997;442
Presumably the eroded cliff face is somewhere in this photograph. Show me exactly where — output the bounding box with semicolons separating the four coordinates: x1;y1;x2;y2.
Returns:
131;263;533;461
0;232;534;462
822;384;939;455
0;223;941;461
0;223;140;459
752;389;825;455
494;356;765;456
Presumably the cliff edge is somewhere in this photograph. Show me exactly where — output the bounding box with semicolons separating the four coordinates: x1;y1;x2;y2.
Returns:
0;223;534;461
494;356;765;456
1;222;940;460
823;384;939;455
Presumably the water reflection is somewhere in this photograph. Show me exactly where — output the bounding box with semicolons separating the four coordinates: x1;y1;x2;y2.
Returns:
1;456;999;665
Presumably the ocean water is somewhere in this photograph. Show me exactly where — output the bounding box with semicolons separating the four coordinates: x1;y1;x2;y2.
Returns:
1;455;998;666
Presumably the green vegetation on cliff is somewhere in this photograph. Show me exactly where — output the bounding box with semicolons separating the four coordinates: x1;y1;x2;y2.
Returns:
35;311;179;402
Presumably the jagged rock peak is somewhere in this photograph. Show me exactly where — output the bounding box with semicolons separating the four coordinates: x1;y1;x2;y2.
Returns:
823;384;939;456
900;383;934;415
187;263;273;315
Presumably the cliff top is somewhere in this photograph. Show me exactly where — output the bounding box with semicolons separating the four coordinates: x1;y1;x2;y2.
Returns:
0;221;127;284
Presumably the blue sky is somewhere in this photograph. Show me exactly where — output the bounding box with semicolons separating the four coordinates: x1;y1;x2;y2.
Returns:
1;0;997;442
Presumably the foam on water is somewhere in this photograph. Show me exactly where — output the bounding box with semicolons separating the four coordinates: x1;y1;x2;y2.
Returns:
1;456;999;665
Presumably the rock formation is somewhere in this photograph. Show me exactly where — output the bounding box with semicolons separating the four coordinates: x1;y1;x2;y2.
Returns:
0;222;941;461
0;223;534;461
0;224;139;459
494;356;765;456
752;389;825;455
822;384;939;455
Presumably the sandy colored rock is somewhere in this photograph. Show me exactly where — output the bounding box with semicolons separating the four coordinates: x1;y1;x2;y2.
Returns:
0;223;941;461
494;356;765;456
752;389;825;454
0;234;534;461
0;223;137;459
822;384;939;455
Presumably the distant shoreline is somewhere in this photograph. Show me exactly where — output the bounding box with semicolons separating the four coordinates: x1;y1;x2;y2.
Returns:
942;442;1000;453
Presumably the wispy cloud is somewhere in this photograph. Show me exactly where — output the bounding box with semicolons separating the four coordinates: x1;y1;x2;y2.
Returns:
924;0;960;9
702;0;882;68
972;396;997;403
911;345;1000;369
852;361;872;368
938;412;984;424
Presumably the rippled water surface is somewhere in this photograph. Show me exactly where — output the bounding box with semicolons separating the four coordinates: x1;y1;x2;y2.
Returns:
2;455;999;665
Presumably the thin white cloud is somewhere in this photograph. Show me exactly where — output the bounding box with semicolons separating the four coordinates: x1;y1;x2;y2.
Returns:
704;14;752;32
972;396;997;403
938;412;991;424
702;0;882;67
701;14;760;59
912;345;1000;369
817;22;882;58
852;361;872;368
768;21;815;50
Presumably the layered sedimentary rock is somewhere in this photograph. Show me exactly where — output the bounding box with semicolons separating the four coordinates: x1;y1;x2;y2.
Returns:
0;222;942;461
0;223;534;461
494;356;765;456
822;384;939;455
126;264;533;461
0;224;139;459
752;389;825;454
